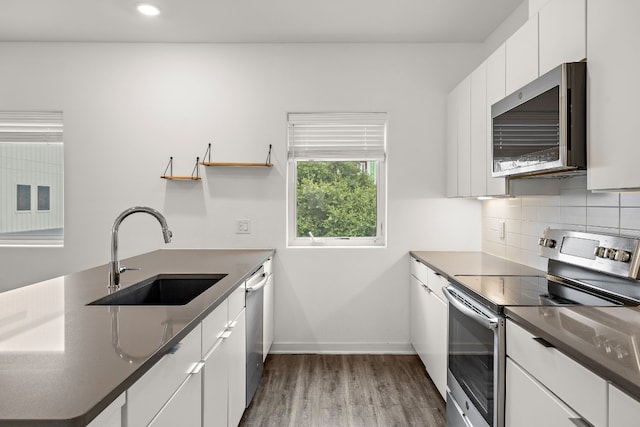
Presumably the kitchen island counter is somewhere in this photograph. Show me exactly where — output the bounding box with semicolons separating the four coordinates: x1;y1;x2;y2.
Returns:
0;248;274;426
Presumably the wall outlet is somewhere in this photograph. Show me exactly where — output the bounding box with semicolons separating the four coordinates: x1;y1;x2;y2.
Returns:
236;219;251;234
499;220;505;240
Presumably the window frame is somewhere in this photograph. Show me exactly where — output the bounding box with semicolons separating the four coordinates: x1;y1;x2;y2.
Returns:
0;111;63;247
286;113;387;248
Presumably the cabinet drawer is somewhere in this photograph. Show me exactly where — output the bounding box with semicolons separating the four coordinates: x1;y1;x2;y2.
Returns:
202;300;228;357
228;283;245;320
506;320;607;427
127;324;202;427
506;358;580;427
427;268;449;301
610;384;640;427
410;257;430;287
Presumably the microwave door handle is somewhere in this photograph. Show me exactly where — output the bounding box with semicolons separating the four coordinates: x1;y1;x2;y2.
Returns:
442;286;499;330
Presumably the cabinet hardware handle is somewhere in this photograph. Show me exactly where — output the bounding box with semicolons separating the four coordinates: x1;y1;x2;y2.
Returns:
533;337;555;348
190;361;205;374
569;417;595;427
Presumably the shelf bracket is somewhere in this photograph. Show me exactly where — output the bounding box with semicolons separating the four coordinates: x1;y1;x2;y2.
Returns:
203;143;212;163
265;144;272;166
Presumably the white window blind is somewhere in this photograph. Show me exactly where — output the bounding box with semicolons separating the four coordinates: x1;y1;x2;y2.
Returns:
0;111;63;143
288;112;387;161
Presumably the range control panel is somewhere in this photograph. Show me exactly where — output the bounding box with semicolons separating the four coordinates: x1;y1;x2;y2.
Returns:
539;229;640;279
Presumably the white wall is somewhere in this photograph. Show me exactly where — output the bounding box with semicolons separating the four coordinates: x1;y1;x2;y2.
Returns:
0;42;482;352
483;175;640;271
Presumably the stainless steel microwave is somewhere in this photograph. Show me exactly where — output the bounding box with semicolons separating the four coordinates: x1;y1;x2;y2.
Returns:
491;62;586;178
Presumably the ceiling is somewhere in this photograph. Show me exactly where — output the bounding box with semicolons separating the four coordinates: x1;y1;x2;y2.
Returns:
0;0;526;43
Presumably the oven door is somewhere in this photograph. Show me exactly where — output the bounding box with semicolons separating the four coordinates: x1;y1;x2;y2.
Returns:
443;286;505;427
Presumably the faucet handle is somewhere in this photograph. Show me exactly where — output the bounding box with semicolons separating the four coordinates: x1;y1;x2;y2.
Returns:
119;265;140;273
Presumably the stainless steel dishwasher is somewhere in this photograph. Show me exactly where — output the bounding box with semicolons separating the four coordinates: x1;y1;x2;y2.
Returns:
245;265;270;405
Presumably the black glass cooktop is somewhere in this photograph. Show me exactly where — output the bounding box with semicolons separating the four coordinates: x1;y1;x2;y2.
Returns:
452;274;623;313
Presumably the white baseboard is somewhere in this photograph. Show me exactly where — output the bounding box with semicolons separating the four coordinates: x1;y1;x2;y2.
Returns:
269;341;415;354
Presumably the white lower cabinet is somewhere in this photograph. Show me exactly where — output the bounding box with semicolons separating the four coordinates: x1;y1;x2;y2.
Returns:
506;320;607;427
87;393;125;427
409;257;448;399
609;384;640;427
506;358;580;427
202;284;246;427
227;309;246;427
149;371;202;427
263;258;274;360
126;324;202;427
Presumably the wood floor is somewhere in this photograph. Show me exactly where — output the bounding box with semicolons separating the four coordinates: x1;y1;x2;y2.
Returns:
239;354;446;427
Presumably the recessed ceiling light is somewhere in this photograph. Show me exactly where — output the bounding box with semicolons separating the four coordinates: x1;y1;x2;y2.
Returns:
137;4;161;16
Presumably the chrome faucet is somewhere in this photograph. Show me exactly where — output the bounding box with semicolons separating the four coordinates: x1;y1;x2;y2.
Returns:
109;206;172;289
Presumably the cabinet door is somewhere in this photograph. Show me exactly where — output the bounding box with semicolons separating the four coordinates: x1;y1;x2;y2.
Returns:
470;61;487;197
609;384;640;427
263;272;274;360
148;372;201;427
446;87;458;197
425;291;448;399
505;15;539;95
485;44;507;196
203;336;229;427
410;275;428;367
538;0;586;75
87;393;124;427
457;77;472;198
506;358;580;427
202;302;230;427
587;0;640;191
227;309;246;427
127;324;202;427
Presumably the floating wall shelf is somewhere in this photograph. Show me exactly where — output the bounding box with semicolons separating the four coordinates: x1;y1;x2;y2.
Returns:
161;157;202;181
199;143;273;168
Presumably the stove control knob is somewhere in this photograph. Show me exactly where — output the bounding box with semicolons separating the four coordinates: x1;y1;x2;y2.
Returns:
595;246;607;258
615;250;632;263
606;248;617;260
539;238;557;248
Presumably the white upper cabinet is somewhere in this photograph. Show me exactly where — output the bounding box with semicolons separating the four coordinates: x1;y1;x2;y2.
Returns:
485;44;507;196
446;86;458;197
446;77;471;198
587;0;640;191
457;77;472;198
505;15;539;95
538;0;586;75
470;61;487;197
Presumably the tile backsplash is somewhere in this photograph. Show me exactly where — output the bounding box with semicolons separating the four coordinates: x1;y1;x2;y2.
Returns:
482;175;640;270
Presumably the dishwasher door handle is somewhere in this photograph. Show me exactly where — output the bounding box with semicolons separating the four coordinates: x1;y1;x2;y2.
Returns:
246;273;270;293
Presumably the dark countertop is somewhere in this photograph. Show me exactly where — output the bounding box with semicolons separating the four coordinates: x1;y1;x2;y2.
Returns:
411;251;640;399
410;251;545;279
507;305;640;399
0;249;274;426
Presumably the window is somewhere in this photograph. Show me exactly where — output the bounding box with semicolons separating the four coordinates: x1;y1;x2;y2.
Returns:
0;111;64;246
38;185;50;211
16;184;31;211
287;113;387;247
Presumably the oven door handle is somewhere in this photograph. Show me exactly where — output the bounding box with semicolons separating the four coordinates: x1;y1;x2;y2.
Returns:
442;286;499;330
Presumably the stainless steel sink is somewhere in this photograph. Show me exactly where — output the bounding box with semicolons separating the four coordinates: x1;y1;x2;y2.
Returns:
88;274;227;306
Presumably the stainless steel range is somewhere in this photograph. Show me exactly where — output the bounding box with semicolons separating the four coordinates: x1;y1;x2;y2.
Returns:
444;229;640;427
